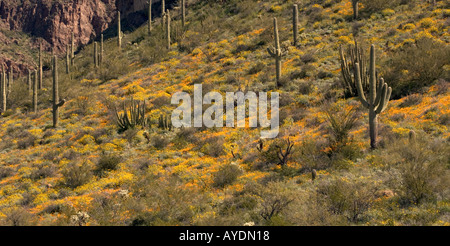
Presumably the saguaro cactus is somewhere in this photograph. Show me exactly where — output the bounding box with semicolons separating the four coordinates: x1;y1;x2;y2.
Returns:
27;69;31;92
39;42;43;89
66;44;70;74
33;69;37;113
71;33;75;65
52;56;65;127
8;67;13;95
267;17;287;87
161;0;166;30
148;0;152;34
117;11;122;50
1;67;6;113
182;0;186;27
100;34;104;65
352;0;359;20
293;4;299;47
354;45;392;149
94;42;98;68
166;10;171;49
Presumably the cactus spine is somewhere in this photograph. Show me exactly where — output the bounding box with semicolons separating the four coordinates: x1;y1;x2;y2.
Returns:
148;0;152;34
117;11;122;50
52;56;65;127
355;45;391;149
33;70;37;113
39;42;43;89
293;4;299;47
166;10;171;49
267;18;286;87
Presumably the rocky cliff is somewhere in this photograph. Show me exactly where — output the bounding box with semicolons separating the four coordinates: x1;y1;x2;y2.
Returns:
0;0;155;74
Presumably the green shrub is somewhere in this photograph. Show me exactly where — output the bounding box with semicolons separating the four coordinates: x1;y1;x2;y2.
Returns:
213;164;243;188
62;161;93;188
96;153;122;174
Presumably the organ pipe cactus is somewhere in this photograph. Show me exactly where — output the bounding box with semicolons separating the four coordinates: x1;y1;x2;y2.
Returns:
158;114;172;131
339;41;369;98
293;4;299;47
267;17;287;87
115;98;148;132
52;56;66;127
355;45;392;149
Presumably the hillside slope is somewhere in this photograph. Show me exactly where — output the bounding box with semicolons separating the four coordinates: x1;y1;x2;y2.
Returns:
0;0;449;226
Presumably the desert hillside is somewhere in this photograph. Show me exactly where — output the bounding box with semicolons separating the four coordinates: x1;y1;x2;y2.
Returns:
0;0;449;226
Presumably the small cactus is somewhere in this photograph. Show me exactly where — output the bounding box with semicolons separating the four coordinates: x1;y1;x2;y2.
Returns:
71;33;75;65
267;18;287;87
27;69;31;92
312;169;317;181
355;45;391;149
52;56;66;127
100;34;104;65
94;41;98;68
66;44;70;74
409;130;416;142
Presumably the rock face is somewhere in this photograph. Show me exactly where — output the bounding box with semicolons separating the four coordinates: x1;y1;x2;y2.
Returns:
0;0;156;74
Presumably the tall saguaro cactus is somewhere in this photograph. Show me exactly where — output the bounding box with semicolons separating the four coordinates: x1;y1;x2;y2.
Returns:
352;0;359;20
52;56;65;127
267;18;287;87
161;0;166;30
355;45;392;149
27;69;31;92
94;42;99;68
33;69;37;113
293;4;299;47
66;44;70;74
182;0;186;27
8;67;13;95
100;34;104;65
1;67;6;113
166;10;171;49
71;33;75;65
117;11;122;50
39;42;43;89
148;0;152;34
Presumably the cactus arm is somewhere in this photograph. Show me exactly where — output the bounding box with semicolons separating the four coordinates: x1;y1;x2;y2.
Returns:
375;83;387;114
381;86;392;112
374;78;384;107
267;47;275;57
354;63;369;108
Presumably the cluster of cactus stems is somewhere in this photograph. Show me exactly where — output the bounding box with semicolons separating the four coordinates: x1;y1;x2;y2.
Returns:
339;40;369;98
115;98;149;132
52;56;66;127
293;4;299;47
267;18;287;87
158;114;172;131
355;45;392;149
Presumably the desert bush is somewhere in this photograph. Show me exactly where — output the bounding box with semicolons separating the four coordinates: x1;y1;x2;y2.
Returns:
213;163;243;188
383;37;450;98
96;152;122;175
199;135;225;157
2;208;35;226
30;162;57;180
361;0;402;15
62;161;94;188
317;178;378;222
